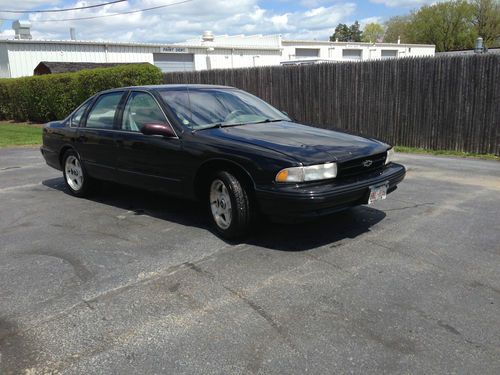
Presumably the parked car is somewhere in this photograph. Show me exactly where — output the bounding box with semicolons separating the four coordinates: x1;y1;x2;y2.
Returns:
41;85;406;238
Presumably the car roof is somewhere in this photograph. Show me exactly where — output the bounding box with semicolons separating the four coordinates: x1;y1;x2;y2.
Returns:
100;84;235;94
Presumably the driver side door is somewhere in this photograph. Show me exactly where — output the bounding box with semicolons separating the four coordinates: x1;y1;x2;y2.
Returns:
113;91;185;196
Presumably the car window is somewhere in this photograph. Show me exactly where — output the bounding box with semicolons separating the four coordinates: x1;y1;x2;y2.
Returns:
121;92;168;132
86;92;123;129
159;88;289;130
70;100;91;127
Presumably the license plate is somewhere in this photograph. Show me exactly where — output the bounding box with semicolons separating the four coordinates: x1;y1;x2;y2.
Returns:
368;183;388;204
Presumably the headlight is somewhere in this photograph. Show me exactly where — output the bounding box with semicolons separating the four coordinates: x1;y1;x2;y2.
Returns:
275;162;337;183
385;148;395;165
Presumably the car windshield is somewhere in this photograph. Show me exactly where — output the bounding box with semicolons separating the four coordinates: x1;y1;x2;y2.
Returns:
158;88;290;130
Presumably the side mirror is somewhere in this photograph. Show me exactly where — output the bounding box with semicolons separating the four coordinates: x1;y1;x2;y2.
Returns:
141;123;176;138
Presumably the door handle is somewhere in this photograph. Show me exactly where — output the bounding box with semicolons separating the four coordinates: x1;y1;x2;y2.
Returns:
77;135;87;142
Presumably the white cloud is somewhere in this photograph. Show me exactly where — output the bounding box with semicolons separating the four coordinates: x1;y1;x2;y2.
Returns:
360;16;383;28
0;0;59;8
271;14;290;30
1;0;357;43
0;29;14;38
369;0;436;7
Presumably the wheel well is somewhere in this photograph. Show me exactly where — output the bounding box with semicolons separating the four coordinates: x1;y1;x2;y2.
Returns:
58;146;74;168
193;160;256;202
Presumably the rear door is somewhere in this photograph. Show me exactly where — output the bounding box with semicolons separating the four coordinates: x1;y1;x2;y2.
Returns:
113;91;185;195
75;91;125;181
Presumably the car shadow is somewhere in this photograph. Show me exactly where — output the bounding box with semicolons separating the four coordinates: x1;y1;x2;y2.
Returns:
42;177;386;252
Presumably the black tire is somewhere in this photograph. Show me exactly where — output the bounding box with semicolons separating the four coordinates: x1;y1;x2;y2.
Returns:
62;149;95;197
207;171;252;239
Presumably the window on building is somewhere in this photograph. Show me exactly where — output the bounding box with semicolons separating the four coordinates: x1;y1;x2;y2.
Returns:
342;49;362;60
381;50;398;59
295;48;320;58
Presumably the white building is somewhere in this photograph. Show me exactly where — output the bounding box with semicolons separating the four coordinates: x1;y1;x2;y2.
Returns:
0;25;435;78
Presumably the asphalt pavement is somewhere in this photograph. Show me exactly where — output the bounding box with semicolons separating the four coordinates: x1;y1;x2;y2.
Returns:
0;147;499;374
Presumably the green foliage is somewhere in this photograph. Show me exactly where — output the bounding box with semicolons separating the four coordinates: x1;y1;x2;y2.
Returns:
349;21;363;42
472;0;500;47
384;15;413;43
0;64;162;123
330;21;362;42
330;23;351;42
383;0;498;51
409;0;476;52
362;23;385;43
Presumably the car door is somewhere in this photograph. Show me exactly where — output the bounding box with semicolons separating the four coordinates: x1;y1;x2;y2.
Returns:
75;91;125;181
113;90;185;195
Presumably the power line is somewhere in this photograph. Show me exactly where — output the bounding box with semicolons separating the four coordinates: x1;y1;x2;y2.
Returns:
1;0;193;23
0;0;127;13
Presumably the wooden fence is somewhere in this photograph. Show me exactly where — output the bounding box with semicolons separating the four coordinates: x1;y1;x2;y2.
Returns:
163;54;499;155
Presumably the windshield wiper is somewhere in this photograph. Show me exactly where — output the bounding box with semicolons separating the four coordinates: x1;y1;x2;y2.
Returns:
250;118;285;124
193;118;285;131
192;123;223;132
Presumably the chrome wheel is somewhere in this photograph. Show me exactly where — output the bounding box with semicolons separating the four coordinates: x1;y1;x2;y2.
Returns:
65;155;84;191
210;179;232;230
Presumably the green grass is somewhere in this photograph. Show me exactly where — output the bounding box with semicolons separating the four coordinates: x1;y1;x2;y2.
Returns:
394;146;499;161
0;122;43;148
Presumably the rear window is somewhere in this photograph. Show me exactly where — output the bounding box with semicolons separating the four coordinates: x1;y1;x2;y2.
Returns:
85;92;123;129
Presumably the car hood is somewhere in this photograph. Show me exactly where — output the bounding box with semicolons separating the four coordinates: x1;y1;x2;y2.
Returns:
204;121;388;165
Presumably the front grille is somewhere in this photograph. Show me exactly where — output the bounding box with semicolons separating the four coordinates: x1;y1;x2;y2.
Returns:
337;152;387;178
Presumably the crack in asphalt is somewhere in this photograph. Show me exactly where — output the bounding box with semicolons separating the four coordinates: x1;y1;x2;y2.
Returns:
184;261;301;354
382;202;435;212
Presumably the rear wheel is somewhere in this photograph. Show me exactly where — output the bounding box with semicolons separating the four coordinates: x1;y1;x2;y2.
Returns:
62;150;94;197
208;171;252;239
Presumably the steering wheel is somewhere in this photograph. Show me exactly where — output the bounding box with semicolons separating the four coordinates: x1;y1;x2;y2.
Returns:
224;110;246;123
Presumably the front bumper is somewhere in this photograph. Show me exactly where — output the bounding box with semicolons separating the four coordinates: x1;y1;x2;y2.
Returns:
255;163;406;219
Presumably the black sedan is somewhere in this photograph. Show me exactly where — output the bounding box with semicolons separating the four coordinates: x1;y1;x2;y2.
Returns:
41;84;405;238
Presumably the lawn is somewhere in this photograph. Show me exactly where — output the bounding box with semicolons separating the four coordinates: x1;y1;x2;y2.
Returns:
0;122;43;148
394;146;499;161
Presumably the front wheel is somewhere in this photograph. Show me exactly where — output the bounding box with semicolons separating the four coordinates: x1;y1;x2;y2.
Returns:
208;171;252;239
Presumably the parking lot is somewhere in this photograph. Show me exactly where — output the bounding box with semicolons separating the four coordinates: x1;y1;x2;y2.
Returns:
0;147;499;374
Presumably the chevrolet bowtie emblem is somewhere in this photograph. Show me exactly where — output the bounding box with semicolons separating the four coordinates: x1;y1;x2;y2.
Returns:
362;160;373;167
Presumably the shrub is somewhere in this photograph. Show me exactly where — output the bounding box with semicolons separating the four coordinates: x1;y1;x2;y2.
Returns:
0;63;162;122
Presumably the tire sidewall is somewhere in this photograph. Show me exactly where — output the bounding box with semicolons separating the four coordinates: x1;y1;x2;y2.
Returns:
62;150;90;197
208;171;250;239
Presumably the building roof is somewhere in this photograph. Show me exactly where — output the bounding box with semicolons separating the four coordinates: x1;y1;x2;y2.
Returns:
34;61;149;75
0;37;281;51
282;39;435;48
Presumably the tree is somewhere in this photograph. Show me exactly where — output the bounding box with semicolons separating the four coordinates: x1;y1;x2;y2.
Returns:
330;21;363;42
330;23;351;42
472;0;500;47
384;16;413;43
349;21;363;42
408;0;476;52
362;23;385;43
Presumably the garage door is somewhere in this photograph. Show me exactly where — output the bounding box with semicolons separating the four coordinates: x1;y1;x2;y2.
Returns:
153;53;194;73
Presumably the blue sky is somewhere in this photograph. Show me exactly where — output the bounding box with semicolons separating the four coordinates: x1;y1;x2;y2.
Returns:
0;0;431;42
